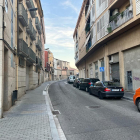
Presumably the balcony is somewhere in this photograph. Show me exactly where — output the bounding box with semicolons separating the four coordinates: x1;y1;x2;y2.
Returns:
36;37;42;51
26;18;32;34
30;26;36;41
18;3;28;27
36;57;42;67
75;43;78;52
28;47;36;63
35;17;42;34
26;0;36;18
107;5;133;33
18;39;28;57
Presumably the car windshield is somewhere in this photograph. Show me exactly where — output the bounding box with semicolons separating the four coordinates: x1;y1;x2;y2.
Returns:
103;82;120;87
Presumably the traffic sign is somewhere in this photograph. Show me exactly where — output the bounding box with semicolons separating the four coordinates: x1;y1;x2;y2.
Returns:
100;67;105;72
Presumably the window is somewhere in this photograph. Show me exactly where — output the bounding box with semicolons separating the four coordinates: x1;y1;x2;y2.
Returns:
11;9;13;48
95;62;98;70
5;0;8;12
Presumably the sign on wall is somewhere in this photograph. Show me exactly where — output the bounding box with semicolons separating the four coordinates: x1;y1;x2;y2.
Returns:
100;67;105;72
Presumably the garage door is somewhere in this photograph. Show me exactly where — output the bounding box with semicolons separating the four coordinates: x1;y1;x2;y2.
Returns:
110;63;120;83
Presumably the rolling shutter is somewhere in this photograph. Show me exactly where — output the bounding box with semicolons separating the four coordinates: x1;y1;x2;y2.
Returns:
136;0;140;15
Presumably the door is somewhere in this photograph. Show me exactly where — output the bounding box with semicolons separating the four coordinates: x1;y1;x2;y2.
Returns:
89;64;93;78
26;66;29;90
127;71;133;90
110;63;120;83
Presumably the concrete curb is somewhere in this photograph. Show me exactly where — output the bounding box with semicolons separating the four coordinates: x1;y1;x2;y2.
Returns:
123;96;133;101
44;81;67;140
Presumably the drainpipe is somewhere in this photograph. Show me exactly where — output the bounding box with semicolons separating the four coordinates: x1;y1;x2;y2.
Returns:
16;0;19;93
0;1;4;118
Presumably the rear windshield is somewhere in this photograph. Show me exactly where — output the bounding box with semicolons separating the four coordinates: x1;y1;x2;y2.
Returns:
103;82;120;87
91;79;100;83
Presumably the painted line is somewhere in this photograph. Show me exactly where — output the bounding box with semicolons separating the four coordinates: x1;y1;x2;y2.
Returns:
45;83;67;140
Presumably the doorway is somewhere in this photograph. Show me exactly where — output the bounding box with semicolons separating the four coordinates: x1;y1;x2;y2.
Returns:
127;71;133;91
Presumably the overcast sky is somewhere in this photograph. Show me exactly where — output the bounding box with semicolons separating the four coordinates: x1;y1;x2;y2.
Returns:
41;0;83;68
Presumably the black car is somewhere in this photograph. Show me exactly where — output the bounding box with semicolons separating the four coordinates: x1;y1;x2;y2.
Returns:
89;81;124;99
73;78;84;88
79;78;100;92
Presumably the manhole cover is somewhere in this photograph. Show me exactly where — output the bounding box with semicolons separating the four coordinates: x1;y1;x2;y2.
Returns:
52;110;61;115
86;105;101;109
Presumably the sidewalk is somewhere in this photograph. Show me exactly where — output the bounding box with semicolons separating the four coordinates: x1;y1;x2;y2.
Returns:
123;91;135;101
0;81;60;140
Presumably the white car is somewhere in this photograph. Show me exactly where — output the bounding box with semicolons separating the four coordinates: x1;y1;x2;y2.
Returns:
67;75;75;83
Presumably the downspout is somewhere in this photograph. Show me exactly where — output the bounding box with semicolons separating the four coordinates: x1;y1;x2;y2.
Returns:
0;0;4;118
16;0;19;93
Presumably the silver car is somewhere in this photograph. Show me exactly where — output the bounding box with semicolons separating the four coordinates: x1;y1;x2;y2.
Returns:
67;75;75;83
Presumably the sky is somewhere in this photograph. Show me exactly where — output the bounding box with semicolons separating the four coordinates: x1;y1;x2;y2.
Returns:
41;0;83;68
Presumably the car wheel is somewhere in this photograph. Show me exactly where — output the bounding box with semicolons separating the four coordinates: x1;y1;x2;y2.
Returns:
98;92;103;99
137;99;140;112
79;86;81;90
86;87;89;92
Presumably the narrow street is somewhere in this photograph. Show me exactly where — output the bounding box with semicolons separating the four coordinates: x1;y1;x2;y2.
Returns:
49;80;140;140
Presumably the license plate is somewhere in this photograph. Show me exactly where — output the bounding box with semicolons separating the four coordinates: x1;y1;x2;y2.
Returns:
112;89;119;91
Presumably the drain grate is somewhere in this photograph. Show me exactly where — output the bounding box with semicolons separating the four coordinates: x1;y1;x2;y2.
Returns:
86;105;101;109
52;110;61;115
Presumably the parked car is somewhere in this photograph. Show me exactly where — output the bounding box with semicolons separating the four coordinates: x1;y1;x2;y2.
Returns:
133;88;140;112
89;81;124;99
79;78;100;92
67;75;75;83
73;78;84;88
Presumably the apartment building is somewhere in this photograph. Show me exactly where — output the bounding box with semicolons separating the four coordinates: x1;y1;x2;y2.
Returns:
17;0;45;96
74;0;140;91
0;0;45;118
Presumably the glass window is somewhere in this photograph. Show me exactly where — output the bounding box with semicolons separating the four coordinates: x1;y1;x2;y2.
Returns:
91;79;100;83
103;82;120;87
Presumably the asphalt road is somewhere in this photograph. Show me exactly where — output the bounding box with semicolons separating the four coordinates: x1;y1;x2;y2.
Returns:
48;80;140;140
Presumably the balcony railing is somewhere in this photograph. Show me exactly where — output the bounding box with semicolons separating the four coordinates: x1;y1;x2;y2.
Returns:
75;56;79;63
18;39;28;57
18;3;28;27
36;37;42;51
28;47;36;63
86;41;91;53
26;0;36;18
35;17;42;34
108;6;133;33
75;46;78;52
30;25;36;41
26;18;32;35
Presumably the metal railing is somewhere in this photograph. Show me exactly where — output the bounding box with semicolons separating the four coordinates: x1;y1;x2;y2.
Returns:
35;17;42;34
18;3;28;27
36;37;42;51
108;6;133;32
18;39;28;57
28;47;36;63
26;18;32;34
30;25;36;40
86;41;91;53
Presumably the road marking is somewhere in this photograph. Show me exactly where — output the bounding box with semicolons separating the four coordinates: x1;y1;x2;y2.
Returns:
64;82;68;84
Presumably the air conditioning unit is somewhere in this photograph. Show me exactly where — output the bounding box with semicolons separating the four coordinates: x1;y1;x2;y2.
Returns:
4;21;6;28
112;9;119;16
14;45;17;50
109;55;113;63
